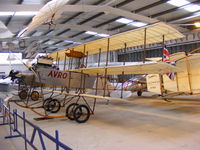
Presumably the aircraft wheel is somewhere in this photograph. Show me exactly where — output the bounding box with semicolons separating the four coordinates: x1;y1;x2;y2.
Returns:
73;104;90;123
66;103;79;120
137;91;142;96
48;99;61;113
31;91;40;101
43;98;53;111
19;90;28;100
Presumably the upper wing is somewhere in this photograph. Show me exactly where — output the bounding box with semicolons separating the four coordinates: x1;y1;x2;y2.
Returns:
18;0;69;37
48;22;184;60
71;62;182;75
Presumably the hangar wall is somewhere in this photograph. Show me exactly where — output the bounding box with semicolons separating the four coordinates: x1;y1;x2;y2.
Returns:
118;31;200;62
0;64;27;74
117;31;200;80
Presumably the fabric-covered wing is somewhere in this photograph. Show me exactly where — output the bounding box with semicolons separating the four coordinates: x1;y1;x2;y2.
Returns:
48;22;185;60
18;0;69;37
71;62;182;75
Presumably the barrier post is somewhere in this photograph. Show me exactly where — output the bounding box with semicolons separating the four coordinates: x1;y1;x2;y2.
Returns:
8;105;13;137
23;112;28;150
55;130;59;150
2;104;5;124
0;99;73;150
13;109;18;132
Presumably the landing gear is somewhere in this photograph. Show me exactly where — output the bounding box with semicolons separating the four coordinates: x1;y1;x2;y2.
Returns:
19;89;40;101
19;90;28;100
66;103;79;120
137;91;142;96
73;104;90;123
43;98;53;111
43;98;61;113
31;91;40;101
66;103;91;123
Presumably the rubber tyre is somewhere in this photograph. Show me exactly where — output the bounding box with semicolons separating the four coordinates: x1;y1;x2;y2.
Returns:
48;99;61;113
19;90;28;100
137;91;142;96
31;91;40;101
66;103;79;120
43;98;53;111
73;104;90;123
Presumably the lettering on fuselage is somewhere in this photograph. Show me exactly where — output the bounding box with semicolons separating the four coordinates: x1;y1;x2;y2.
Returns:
47;70;68;79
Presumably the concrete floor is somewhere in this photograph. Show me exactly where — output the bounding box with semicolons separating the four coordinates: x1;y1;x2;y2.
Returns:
1;91;200;150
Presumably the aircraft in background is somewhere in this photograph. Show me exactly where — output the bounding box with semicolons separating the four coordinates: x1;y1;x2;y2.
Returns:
18;0;70;37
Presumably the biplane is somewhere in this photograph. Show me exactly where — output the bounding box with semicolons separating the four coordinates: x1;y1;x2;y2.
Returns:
18;0;70;37
7;22;187;123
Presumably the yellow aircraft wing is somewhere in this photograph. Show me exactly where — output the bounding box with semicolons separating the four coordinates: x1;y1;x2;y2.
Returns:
43;89;128;102
48;22;184;60
70;62;182;75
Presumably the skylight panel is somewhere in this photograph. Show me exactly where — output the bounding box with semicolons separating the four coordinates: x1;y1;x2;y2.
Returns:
167;0;190;7
64;40;74;43
130;22;147;27
0;11;38;16
85;31;109;38
15;11;38;16
182;4;200;12
97;34;109;37
85;31;98;35
116;18;133;24
22;0;43;4
0;12;14;16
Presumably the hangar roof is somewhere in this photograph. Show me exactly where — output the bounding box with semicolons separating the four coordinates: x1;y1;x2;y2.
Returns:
0;0;199;57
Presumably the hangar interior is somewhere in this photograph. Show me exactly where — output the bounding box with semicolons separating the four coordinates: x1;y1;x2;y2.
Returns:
1;0;200;150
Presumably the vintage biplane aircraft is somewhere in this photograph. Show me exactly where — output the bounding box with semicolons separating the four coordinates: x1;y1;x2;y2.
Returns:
6;22;187;123
18;0;70;37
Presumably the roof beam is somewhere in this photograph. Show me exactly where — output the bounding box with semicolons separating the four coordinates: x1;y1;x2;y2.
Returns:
151;0;200;18
69;31;86;38
5;0;24;26
169;11;200;24
0;35;83;43
134;0;168;13
56;29;71;36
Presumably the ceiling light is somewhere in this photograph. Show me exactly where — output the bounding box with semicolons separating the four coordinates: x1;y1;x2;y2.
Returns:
85;31;98;35
116;18;133;24
15;11;38;16
0;11;38;16
0;12;14;16
194;22;200;27
97;34;109;37
182;4;200;12
22;0;43;4
130;22;148;27
167;0;190;7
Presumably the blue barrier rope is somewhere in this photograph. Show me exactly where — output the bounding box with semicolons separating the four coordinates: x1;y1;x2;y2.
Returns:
0;98;72;150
